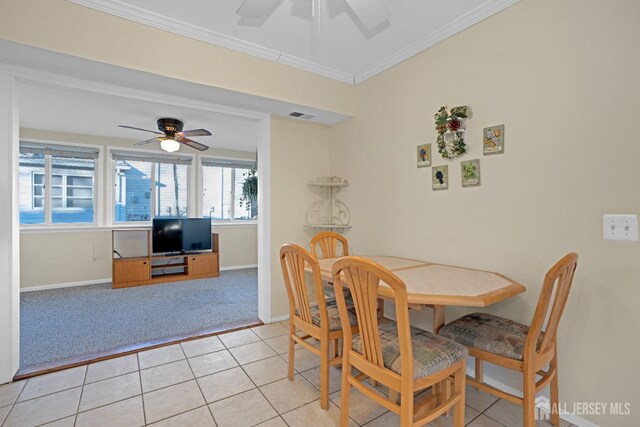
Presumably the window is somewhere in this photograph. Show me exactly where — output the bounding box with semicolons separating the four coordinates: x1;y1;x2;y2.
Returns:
19;142;99;225
112;150;192;223
202;159;257;221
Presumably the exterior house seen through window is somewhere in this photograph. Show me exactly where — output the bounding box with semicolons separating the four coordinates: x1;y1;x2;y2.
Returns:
112;150;191;223
202;158;257;221
19;142;98;225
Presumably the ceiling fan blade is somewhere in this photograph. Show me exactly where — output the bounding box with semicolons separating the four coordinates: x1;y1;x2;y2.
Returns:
176;136;209;151
344;0;390;29
178;129;212;137
118;125;163;135
133;137;161;147
236;0;280;19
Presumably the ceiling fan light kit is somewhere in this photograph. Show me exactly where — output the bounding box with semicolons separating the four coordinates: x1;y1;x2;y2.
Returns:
118;118;212;153
160;138;180;153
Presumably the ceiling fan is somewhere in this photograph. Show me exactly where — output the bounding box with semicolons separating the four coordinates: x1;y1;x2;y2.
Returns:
118;118;211;153
236;0;391;30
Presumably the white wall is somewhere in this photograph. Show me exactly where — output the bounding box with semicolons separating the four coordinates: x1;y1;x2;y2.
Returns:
330;0;640;425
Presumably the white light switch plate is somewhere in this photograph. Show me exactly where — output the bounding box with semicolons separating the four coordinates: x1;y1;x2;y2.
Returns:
603;214;638;241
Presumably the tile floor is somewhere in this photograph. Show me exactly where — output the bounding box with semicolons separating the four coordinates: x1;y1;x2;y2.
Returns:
0;321;576;427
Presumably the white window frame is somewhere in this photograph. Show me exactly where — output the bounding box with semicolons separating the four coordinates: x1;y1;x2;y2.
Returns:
198;155;257;225
19;139;102;229
106;146;195;227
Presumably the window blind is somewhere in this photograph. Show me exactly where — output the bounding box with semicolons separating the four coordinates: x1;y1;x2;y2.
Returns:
19;142;100;160
201;158;255;169
111;150;192;166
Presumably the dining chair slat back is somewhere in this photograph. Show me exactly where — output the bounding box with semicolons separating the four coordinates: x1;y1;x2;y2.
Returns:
280;243;327;328
310;231;349;259
527;252;579;359
333;256;467;427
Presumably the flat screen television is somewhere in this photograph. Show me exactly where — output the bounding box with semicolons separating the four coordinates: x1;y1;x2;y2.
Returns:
152;218;212;254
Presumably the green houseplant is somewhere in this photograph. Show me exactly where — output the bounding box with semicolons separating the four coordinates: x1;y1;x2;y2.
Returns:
240;166;257;218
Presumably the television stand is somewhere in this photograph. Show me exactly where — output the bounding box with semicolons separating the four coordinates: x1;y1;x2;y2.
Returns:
112;229;219;289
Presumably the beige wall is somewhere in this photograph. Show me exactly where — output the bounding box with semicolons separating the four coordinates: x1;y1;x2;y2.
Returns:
330;0;640;425
270;116;332;318
0;0;355;116
19;128;258;288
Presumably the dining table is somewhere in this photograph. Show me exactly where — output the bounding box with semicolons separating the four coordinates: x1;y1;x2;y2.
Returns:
314;255;526;333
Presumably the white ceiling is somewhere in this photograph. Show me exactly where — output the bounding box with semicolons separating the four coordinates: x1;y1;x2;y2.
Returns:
69;0;521;84
19;84;261;153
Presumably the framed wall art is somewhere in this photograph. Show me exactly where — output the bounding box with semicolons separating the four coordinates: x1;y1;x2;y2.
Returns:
461;159;481;187
432;165;448;191
417;143;431;168
483;124;504;155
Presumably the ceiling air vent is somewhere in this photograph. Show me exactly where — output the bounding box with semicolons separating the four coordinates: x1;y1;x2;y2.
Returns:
289;111;315;120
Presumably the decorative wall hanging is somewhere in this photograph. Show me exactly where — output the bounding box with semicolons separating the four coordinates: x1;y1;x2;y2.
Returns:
417;143;431;168
435;106;472;159
461;159;481;187
432;165;449;191
483;125;505;155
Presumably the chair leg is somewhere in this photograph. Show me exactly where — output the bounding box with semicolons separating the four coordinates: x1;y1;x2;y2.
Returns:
287;332;295;381
399;386;413;427
320;338;330;409
475;358;483;382
523;368;536;427
453;363;466;427
340;368;351;427
550;353;560;426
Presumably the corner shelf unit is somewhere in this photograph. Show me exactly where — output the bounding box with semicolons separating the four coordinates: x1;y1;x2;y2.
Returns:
305;176;352;231
112;229;219;289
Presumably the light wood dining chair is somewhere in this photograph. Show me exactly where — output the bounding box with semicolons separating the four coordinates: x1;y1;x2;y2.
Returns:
438;252;579;427
332;256;468;427
310;231;349;259
279;243;358;409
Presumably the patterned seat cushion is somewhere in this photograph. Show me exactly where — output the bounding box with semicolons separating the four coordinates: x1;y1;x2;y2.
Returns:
296;285;357;331
438;312;540;361
352;322;468;379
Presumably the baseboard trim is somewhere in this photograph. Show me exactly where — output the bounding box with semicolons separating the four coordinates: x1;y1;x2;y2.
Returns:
220;264;258;271
20;278;111;292
20;265;258;292
269;314;290;323
466;362;599;427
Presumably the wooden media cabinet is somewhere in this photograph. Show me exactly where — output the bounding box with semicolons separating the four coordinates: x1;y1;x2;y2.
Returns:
112;229;219;289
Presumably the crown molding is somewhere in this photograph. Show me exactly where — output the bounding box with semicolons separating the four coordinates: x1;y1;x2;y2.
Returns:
353;0;522;84
67;0;354;84
68;0;520;86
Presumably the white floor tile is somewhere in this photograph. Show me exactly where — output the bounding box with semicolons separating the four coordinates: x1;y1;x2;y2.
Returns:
260;374;321;414
255;416;288;427
243;356;290;386
464;384;499;412
75;395;144;427
181;336;225;358
4;387;81;427
252;323;289;340
143;380;205;424
138;345;185;370
79;371;141;412
218;329;261;348
188;349;238;378
147;406;216;427
300;365;344;394
229;341;277;365
0;380;26;408
140;359;194;393
279;348;321;372
85;354;138;384
41;415;76;426
209;388;277;427
330;383;388;425
282;399;358;427
18;366;86;401
197;366;255;403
